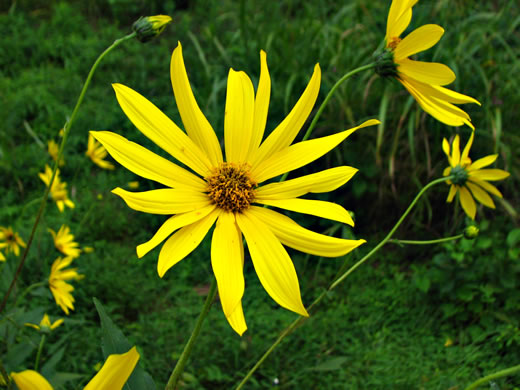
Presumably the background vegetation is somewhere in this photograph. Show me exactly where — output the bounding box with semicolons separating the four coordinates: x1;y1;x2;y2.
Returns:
1;0;519;388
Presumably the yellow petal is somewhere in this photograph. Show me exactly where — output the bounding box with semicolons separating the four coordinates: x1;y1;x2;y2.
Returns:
452;135;461;166
224;69;255;163
50;318;64;330
236;210;308;316
112;83;212;176
386;0;418;41
255;166;357;200
90;131;206;191
251;64;321;166
248;206;365;257
428;84;481;105
446;184;457;203
466;182;496;209
468;154;498;171
469;178;503;198
170;42;223;166
459;186;477;219
84;346;140;390
250;50;271;157
461;131;474;163
443;166;451;177
394;24;444;61
256;198;354;226
137;205;216;258
112;187;210;215
469;169;510;181
211;212;247;335
157;209;220;277
226;299;247;336
11;370;54;390
442;138;453;166
398;59;455;86
251;119;378;184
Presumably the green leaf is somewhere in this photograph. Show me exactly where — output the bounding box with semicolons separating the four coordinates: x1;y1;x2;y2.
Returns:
309;357;349;371
93;298;156;390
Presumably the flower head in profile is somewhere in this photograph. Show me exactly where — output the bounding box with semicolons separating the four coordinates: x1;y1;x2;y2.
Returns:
0;226;26;256
25;313;64;333
443;132;509;219
376;0;480;128
49;256;83;315
39;165;75;212
86;133;115;170
47;140;65;166
11;346;139;390
48;225;81;258
132;15;172;43
92;41;378;335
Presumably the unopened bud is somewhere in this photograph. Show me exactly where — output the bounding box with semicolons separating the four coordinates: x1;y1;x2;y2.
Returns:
133;15;172;43
464;225;479;239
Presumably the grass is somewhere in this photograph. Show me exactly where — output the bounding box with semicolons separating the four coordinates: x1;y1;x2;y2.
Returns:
0;0;519;388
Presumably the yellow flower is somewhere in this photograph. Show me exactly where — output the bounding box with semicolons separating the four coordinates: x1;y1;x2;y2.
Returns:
442;132;509;219
132;15;172;42
92;42;378;335
39;164;75;212
25;313;64;332
0;226;26;256
83;246;95;253
48;225;81;258
11;346;139;390
47;139;65;166
48;256;82;315
86;133;115;170
380;0;480;128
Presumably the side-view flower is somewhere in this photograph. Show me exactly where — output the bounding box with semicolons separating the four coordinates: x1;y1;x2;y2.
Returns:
86;133;115;170
48;224;82;258
48;256;83;315
25;313;64;333
92;41;379;335
39;164;75;212
0;226;26;256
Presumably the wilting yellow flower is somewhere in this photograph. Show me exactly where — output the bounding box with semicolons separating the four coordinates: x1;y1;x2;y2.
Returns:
11;346;139;390
92;42;378;335
133;15;172;42
47;140;65;166
25;313;64;332
48;225;81;258
0;226;26;256
378;0;480;128
48;256;82;315
443;132;509;219
39;164;75;212
86;133;115;170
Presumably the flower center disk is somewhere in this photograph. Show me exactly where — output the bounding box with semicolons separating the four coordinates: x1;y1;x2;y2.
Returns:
206;162;256;213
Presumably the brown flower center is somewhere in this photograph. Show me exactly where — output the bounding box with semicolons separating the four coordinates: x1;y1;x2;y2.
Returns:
206;162;256;213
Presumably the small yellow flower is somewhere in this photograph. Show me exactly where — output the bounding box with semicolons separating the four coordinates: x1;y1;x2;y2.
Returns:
48;256;82;315
39;164;75;212
83;246;94;253
25;313;64;332
11;346;140;390
127;181;139;189
379;0;480;128
47;140;65;166
0;226;26;256
443;132;510;219
48;225;81;258
132;15;172;42
92;42;378;335
86;133;115;170
444;337;453;347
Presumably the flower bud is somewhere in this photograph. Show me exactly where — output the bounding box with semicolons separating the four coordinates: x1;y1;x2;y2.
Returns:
464;225;479;239
132;15;172;43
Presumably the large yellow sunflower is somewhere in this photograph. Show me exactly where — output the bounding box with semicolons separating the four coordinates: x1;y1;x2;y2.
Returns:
442;132;509;219
382;0;480;128
92;42;378;335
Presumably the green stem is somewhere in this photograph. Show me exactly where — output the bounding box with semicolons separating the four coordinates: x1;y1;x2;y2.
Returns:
34;334;46;371
389;234;464;245
0;359;12;389
235;176;451;389
0;32;136;314
465;364;520;390
279;62;377;182
165;278;218;390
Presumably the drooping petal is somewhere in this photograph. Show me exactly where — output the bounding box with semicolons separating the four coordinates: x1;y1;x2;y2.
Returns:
226;300;247;337
251;120;378;184
249;206;366;257
256;198;354;226
386;0;418;42
394;24;444;61
250;64;321;167
170;42;223;166
90;131;207;191
398;59;455;86
11;370;54;390
137;205;216;258
224;69;255;163
112;187;211;215
446;184;457;202
469;178;503;198
84;347;140;390
466;182;496;209
211;212;246;335
459;186;477;219
469;169;510;181
236;210;308;316
468;154;498;171
157;209;220;277
255;166;358;200
425;84;481;105
250;50;271;157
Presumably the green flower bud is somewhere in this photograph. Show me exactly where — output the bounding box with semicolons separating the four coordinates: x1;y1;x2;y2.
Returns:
450;165;469;186
373;48;398;78
464;225;479;239
132;15;172;43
